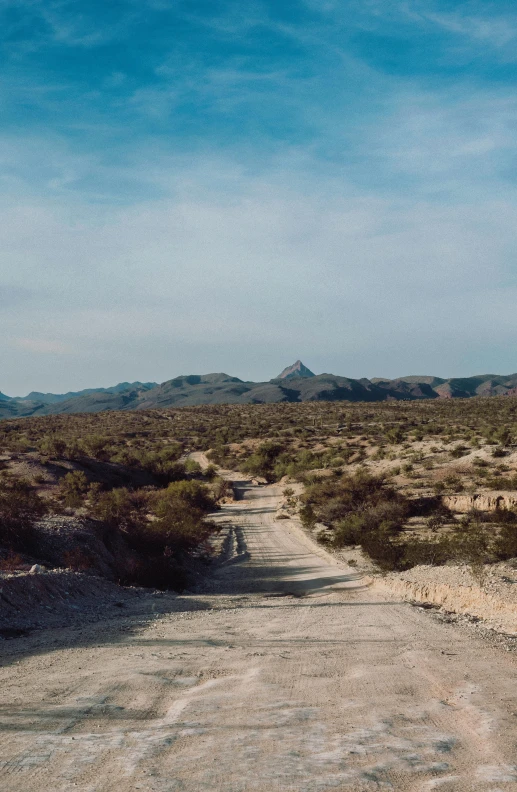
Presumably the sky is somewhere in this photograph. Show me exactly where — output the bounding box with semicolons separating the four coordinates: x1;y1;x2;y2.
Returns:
2;0;517;394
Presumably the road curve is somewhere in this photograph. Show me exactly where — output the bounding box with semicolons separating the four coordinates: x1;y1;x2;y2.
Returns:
1;480;517;791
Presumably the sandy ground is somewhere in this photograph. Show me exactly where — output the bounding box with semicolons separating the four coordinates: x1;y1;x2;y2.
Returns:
1;481;517;791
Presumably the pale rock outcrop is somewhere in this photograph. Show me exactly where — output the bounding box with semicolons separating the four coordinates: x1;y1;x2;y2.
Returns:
443;492;517;513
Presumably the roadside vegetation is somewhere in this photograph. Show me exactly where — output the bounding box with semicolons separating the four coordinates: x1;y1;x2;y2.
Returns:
0;395;516;582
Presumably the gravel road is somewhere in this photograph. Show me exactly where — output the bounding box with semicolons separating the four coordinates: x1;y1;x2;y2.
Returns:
1;480;517;791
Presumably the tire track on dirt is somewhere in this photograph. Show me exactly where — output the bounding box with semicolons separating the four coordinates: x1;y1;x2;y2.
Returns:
1;478;517;790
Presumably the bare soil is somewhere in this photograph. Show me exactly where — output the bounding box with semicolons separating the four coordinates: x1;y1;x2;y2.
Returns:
1;480;517;790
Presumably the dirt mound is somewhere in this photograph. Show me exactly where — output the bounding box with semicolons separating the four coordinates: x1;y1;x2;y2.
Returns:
0;569;143;633
32;515;120;577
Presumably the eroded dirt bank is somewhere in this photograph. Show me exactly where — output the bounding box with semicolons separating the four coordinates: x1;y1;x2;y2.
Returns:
373;563;517;638
1;481;517;791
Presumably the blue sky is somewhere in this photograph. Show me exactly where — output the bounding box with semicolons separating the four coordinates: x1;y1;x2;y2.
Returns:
2;0;517;393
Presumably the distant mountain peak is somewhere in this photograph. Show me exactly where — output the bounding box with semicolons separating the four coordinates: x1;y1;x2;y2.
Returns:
277;360;315;380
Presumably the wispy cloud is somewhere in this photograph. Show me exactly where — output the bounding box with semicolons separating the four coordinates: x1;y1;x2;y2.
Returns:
390;1;517;58
417;8;517;48
0;0;138;49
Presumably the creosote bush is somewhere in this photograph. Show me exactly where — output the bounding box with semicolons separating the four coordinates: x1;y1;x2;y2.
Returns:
87;479;218;590
59;470;89;507
301;470;517;571
0;476;47;552
301;471;411;570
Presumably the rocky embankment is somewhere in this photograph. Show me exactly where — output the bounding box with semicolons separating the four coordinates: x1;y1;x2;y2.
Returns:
443;492;517;513
0;516;235;637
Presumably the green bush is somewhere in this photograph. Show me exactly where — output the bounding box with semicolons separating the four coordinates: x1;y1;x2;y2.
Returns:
88;481;218;590
0;476;47;551
81;434;110;460
385;427;404;444
241;442;284;481
89;487;148;532
301;471;411;569
59;470;89;507
39;435;67;458
183;458;202;475
302;471;408;530
137;480;218;554
204;464;218;480
495;513;517;559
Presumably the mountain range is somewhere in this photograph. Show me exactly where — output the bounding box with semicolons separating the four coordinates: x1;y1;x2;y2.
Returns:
1;362;517;420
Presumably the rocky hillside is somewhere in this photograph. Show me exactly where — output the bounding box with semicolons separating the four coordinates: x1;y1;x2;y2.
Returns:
277;360;315;379
2;365;517;419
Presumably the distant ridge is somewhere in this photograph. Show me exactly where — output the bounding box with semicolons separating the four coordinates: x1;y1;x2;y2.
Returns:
1;369;517;419
17;381;157;404
277;360;315;380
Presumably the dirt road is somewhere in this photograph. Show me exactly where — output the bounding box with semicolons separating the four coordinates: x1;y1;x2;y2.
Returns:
1;480;517;791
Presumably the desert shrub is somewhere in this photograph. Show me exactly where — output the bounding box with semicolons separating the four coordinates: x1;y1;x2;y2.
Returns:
89;487;148;532
109;448;141;467
158;479;217;512
303;471;408;528
495;427;512;447
132;480;217;554
183;458;202;475
445;517;491;566
385;427;404;444
485;475;517;490
472;458;489;468
88;481;217;589
494;511;517;559
81;434;111;460
39;435;67;458
109;444;186;485
361;528;406;570
241;442;284;481
299;503;317;529
443;474;463;491
0;476;47;551
148;459;187;485
272;449;323;479
59;470;89;507
302;469;500;571
204;464;218;480
400;537;451;568
282;487;298;511
301;471;411;568
210;475;231;501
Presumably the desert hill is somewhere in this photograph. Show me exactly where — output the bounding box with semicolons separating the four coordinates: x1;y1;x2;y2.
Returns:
2;363;517;419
